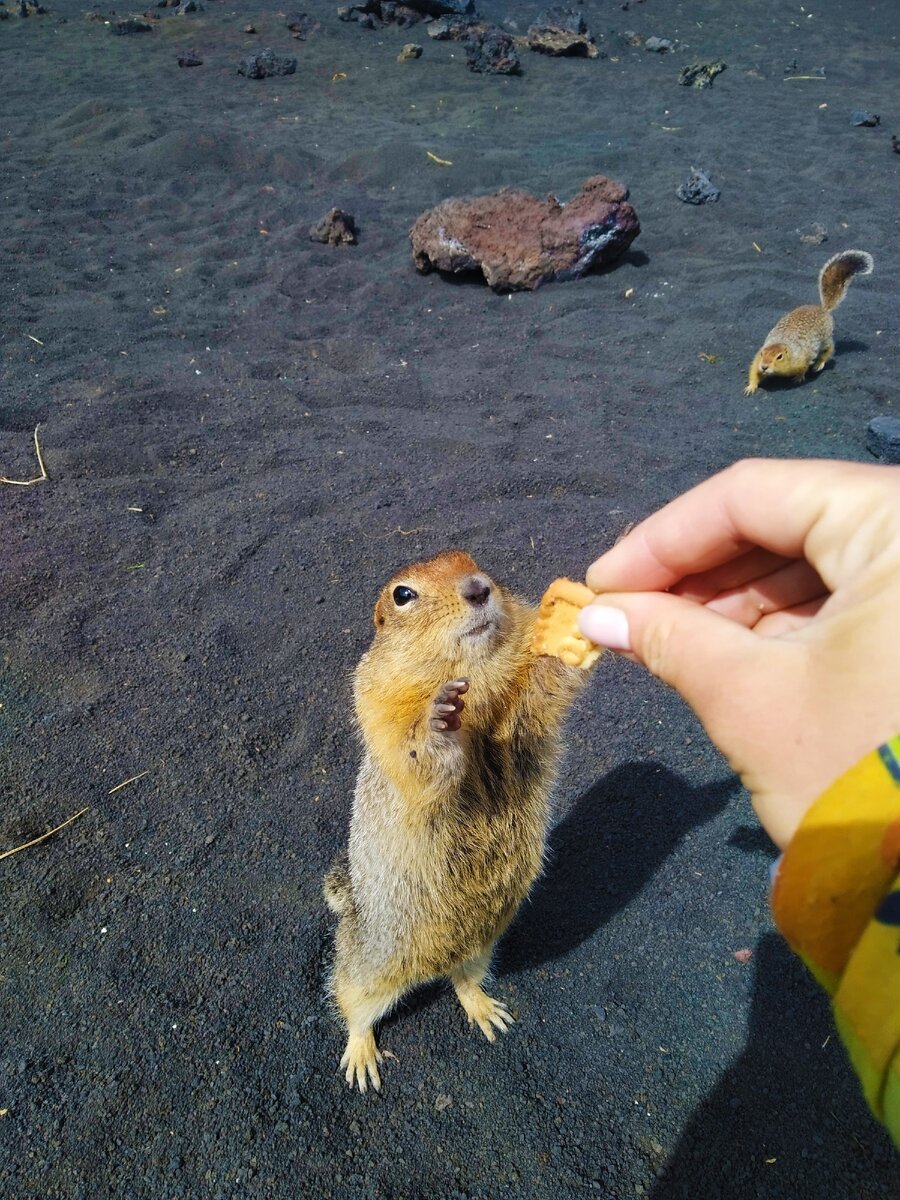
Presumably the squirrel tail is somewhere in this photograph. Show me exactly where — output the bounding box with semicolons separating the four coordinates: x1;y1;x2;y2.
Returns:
818;249;874;311
324;854;353;915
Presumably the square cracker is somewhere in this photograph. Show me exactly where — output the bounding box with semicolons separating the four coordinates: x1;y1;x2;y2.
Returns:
533;577;602;669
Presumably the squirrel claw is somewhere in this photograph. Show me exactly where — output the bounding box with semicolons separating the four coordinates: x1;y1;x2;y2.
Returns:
340;1033;383;1093
431;679;468;733
459;990;514;1043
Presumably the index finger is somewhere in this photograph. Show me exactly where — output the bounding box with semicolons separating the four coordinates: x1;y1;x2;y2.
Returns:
585;457;893;594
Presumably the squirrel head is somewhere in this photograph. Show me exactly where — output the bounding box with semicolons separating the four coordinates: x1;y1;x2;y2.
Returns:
758;344;790;375
371;550;512;666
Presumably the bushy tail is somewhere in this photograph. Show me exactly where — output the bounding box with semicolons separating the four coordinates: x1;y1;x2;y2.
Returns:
818;249;873;311
323;853;353;915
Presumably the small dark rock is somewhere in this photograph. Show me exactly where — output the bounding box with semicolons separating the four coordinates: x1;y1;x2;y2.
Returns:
892;134;900;154
111;16;153;33
850;110;880;127
339;0;470;25
177;50;202;66
238;48;297;78
309;208;357;246
527;7;599;58
621;30;643;47
866;416;900;464
644;36;674;52
426;14;473;39
676;166;720;204
398;42;423;60
174;0;201;11
798;222;827;245
679;60;726;88
286;10;316;37
243;22;255;32
465;26;520;74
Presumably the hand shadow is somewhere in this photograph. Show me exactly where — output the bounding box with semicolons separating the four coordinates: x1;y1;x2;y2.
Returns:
499;763;738;974
649;933;898;1198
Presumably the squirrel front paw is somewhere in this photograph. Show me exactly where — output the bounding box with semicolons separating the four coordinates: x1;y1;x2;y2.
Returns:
429;679;469;732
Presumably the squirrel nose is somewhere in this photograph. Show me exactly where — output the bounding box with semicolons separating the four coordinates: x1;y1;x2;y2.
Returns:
462;576;491;607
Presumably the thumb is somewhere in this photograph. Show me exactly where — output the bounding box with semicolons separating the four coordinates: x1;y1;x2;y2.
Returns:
578;591;769;721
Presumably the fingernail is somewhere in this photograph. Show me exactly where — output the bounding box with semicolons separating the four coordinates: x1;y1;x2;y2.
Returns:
578;605;631;651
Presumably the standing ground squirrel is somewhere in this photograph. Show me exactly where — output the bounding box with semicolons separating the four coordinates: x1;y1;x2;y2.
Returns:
324;551;599;1092
745;249;874;395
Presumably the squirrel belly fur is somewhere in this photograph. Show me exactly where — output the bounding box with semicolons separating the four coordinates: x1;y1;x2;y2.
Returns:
745;249;873;396
323;550;593;1092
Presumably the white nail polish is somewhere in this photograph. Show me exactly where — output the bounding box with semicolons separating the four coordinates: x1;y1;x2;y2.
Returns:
578;605;631;652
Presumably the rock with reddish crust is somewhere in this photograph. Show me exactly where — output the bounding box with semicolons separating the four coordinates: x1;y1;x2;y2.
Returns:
527;8;600;58
409;175;640;291
309;208;358;246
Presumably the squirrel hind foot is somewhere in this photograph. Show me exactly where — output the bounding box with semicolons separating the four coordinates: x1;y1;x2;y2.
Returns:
340;1031;383;1093
458;988;514;1042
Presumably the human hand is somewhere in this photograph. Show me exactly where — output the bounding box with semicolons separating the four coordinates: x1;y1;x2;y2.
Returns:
579;458;900;848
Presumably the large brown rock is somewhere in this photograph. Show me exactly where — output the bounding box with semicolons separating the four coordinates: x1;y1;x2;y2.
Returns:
409;175;640;290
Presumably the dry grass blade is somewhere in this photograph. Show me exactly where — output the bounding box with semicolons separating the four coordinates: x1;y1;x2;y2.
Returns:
0;806;90;861
1;424;49;486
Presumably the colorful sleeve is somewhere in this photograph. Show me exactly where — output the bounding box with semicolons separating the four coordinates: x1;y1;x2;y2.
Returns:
771;735;900;1148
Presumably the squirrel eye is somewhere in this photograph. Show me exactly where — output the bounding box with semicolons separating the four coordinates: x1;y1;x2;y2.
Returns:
392;585;418;607
775;352;783;360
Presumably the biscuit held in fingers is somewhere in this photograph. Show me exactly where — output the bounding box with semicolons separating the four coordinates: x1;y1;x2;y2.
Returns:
533;578;603;669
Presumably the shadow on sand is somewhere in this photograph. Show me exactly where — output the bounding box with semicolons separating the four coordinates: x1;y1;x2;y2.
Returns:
649;932;894;1198
500;762;738;973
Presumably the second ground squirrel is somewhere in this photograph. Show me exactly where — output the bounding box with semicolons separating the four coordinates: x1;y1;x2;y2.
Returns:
745;249;874;395
324;551;597;1091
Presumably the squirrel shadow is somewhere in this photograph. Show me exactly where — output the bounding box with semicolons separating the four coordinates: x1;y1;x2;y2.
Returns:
835;336;869;356
499;762;738;974
648;933;898;1198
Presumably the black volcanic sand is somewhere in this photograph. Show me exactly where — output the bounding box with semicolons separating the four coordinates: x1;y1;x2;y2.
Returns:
1;1;898;1196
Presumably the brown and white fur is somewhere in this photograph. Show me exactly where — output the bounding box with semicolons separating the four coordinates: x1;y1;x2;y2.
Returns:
324;550;589;1092
745;249;873;395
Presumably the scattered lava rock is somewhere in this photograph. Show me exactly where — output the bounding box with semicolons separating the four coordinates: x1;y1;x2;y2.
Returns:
286;10;317;37
850;110;880;127
111;16;153;33
174;0;201;12
644;36;674;52
338;0;471;25
426;14;474;39
798;222;827;245
177;50;202;66
409;174;640;291
398;42;423;59
526;7;600;58
866;416;900;464
676;166;720;204
679;60;726;88
309;208;358;246
243;22;255;32
238;48;297;78
892;134;900;154
465;27;520;74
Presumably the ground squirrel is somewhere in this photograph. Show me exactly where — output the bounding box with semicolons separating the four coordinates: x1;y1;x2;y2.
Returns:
324;551;595;1092
745;249;874;395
